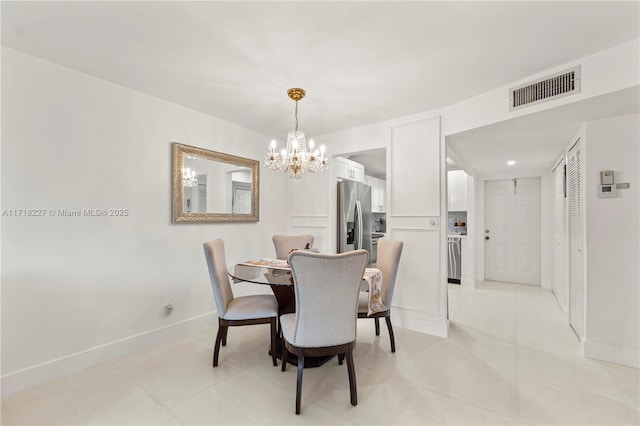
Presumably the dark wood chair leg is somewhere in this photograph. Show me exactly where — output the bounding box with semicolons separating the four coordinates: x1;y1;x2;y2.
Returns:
213;323;226;367
346;348;357;406
270;318;277;366
385;316;396;353
296;354;304;415
281;344;289;371
221;325;229;347
374;317;380;336
338;353;345;365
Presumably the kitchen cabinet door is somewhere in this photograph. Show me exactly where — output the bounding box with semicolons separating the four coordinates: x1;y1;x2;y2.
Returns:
336;157;365;183
335;157;352;181
377;178;386;212
448;170;468;211
366;176;386;212
351;162;365;183
373;177;386;212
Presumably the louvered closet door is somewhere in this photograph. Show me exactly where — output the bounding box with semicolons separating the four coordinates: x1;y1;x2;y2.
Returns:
552;160;567;314
568;139;584;339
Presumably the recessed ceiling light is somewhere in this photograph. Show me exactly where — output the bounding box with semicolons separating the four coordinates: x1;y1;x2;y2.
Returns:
507;160;516;166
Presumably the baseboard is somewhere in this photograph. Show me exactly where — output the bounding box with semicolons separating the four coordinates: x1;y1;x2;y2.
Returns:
392;305;448;338
583;339;639;368
1;312;216;397
460;278;475;288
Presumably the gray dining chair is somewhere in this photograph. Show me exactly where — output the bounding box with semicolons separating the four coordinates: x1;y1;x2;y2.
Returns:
280;249;369;414
358;238;403;352
272;234;315;260
203;239;279;367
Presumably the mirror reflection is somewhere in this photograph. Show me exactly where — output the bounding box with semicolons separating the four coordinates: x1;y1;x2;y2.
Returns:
172;143;259;223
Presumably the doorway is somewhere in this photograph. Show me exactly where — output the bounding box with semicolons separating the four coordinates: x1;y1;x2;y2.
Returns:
484;177;541;285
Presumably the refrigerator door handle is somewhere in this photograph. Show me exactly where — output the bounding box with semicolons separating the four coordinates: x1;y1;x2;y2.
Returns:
355;200;363;250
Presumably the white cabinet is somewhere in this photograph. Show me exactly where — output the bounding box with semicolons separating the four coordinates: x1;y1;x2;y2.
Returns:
448;170;468;211
335;157;364;183
366;175;386;212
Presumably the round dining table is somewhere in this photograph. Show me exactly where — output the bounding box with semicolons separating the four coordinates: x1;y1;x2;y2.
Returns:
228;262;297;315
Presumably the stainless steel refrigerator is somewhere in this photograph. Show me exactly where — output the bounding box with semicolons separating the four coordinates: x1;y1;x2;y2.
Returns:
337;180;372;261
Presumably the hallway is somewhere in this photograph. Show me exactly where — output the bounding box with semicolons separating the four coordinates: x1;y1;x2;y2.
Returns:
448;281;638;424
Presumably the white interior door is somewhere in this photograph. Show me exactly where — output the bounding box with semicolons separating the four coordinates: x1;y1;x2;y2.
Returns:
485;178;541;285
552;160;568;314
568;139;584;339
232;183;251;214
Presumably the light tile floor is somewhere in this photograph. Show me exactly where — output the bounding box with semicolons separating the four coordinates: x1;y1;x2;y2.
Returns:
2;281;638;425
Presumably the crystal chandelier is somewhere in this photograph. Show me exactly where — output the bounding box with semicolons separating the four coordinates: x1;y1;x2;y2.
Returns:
182;167;198;187
265;88;328;180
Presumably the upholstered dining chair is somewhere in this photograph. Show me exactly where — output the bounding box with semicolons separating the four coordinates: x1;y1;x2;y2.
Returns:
272;234;315;260
203;239;278;367
358;238;403;352
280;249;369;415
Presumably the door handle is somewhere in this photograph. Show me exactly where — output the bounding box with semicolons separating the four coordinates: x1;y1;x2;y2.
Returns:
485;236;490;240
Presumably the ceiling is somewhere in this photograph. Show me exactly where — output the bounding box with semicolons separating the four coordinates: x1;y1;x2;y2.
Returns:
2;1;639;177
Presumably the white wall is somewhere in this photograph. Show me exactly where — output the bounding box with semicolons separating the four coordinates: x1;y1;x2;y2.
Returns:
583;113;639;367
0;47;288;395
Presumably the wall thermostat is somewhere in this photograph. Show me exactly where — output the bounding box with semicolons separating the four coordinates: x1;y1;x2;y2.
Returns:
598;184;617;198
600;170;614;185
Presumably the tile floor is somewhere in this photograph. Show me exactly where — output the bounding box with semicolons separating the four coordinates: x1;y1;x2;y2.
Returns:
2;281;638;425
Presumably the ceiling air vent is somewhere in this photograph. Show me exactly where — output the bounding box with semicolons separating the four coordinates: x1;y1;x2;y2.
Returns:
509;66;580;111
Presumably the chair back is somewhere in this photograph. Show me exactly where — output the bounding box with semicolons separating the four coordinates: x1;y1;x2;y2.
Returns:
288;250;369;347
272;234;315;259
203;239;234;318
376;239;404;306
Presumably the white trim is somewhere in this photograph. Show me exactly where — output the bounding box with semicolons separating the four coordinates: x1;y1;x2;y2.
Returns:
391;305;448;338
583;339;639;368
460;278;475;288
1;312;216;397
391;226;439;231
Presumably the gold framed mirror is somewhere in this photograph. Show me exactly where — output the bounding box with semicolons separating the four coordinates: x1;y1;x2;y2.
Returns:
172;142;259;223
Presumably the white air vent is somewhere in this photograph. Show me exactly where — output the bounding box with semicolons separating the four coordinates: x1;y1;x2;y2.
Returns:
509;66;580;111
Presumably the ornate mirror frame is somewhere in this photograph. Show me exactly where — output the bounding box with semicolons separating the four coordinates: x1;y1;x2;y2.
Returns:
172;142;260;223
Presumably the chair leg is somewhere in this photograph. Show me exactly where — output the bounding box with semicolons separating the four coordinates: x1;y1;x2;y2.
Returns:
296;354;304;415
385;316;396;353
374;317;380;336
281;344;288;371
213;324;226;367
346;349;357;406
338;353;345;365
221;326;229;347
270;318;277;367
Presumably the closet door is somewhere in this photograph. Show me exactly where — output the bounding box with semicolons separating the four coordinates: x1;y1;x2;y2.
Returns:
568;139;584;339
551;159;568;314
